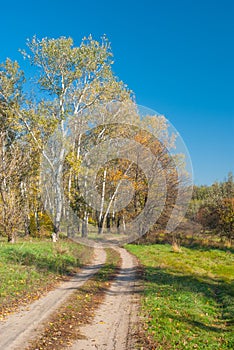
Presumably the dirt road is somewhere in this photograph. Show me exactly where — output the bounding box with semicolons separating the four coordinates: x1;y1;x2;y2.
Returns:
68;247;139;350
0;247;139;350
0;248;106;350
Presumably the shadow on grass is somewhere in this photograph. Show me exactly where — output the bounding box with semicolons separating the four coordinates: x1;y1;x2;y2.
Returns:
180;243;234;254
2;248;80;275
139;235;234;254
141;265;234;332
167;314;225;333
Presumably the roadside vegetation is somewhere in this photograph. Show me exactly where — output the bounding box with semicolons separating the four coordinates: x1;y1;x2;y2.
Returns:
138;172;234;249
126;244;234;349
0;238;92;319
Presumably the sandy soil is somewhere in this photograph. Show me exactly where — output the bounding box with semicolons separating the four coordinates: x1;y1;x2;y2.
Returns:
68;247;139;350
0;248;106;350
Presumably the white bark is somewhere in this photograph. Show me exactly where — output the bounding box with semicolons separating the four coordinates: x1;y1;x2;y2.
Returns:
98;168;107;233
100;162;133;234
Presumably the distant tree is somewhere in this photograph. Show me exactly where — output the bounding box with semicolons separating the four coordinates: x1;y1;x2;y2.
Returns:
221;172;234;198
0;131;29;242
187;173;234;239
218;198;234;244
0;59;29;242
195;204;219;231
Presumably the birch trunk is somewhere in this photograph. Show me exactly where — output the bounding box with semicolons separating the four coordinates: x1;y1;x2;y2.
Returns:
98;168;107;234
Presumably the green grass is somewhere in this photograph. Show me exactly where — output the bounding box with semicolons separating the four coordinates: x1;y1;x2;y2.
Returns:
0;239;92;317
126;244;234;349
138;230;233;251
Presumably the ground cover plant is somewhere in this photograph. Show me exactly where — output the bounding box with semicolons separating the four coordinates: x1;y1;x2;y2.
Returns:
126;244;234;349
0;238;92;318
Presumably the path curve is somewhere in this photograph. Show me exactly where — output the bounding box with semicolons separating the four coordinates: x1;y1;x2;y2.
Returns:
0;248;106;350
69;247;139;350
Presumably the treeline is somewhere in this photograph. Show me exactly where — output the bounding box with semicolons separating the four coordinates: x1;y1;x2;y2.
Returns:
186;172;234;243
0;35;186;243
0;36;128;242
1;36;231;245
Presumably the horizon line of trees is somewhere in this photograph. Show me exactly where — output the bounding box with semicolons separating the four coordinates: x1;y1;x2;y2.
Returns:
186;172;234;243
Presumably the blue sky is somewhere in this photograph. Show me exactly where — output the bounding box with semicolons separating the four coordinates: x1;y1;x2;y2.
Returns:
0;0;233;185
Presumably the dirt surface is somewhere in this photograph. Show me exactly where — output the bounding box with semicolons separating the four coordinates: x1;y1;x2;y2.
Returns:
68;247;139;350
0;248;106;350
0;247;139;350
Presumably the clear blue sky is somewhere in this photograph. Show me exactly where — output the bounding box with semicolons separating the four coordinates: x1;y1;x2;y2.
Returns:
0;0;233;185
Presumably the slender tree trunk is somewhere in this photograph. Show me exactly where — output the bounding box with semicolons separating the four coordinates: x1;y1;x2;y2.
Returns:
122;215;126;234
117;216;121;234
8;231;16;243
98;168;107;234
52;120;66;239
82;209;88;237
107;213;111;233
100;162;133;234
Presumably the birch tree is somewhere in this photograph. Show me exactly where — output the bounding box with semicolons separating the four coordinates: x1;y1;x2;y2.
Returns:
21;35;130;240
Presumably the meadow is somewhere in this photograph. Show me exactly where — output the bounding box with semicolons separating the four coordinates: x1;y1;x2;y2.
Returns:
0;239;92;318
126;244;234;349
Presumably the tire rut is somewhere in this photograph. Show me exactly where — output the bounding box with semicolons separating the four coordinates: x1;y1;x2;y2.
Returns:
68;247;139;350
0;248;106;350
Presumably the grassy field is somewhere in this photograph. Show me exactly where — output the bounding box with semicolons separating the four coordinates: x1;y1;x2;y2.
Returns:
0;238;92;318
126;244;234;350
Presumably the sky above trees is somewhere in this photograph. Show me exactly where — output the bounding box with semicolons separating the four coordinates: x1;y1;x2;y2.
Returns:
0;0;233;185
